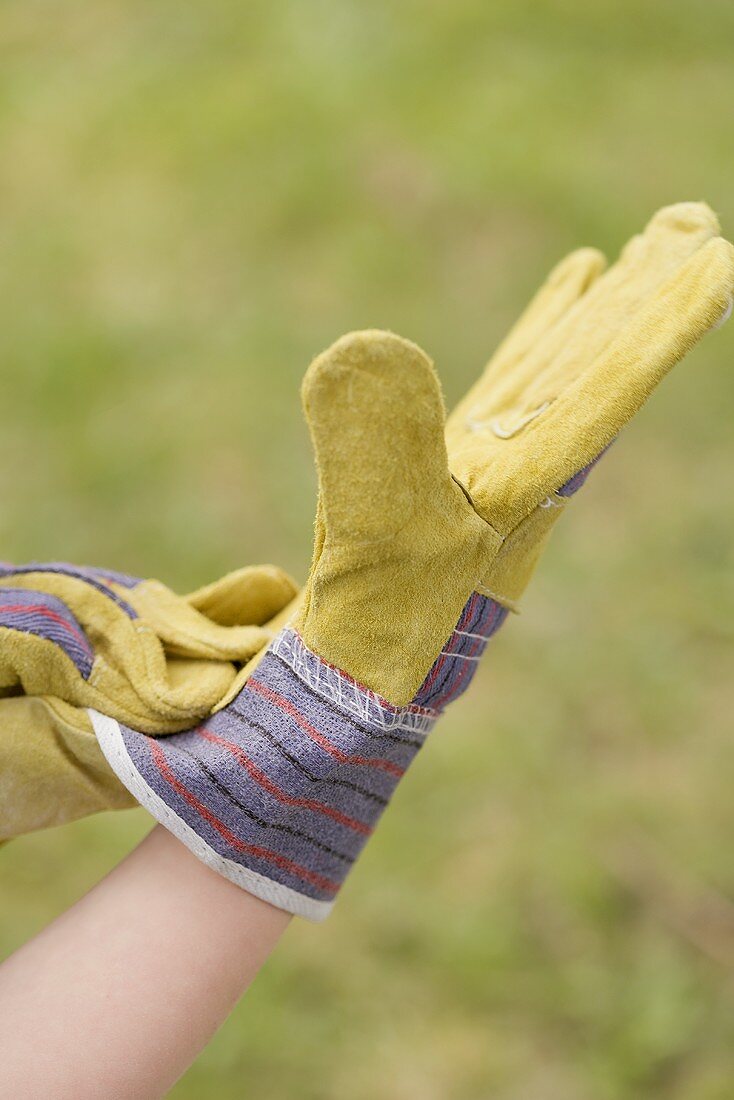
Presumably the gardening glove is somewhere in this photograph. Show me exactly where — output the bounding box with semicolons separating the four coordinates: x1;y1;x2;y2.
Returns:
0;562;298;840
0;560;298;733
85;202;734;920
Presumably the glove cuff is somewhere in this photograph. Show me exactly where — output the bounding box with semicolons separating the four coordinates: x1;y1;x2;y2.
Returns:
90;592;507;921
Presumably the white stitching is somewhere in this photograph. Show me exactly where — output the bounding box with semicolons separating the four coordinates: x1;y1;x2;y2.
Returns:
270;629;436;737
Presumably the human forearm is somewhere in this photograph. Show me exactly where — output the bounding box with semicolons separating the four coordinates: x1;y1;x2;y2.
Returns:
0;824;290;1100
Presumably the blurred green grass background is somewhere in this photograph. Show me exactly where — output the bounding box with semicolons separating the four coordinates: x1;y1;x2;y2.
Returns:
2;2;734;1097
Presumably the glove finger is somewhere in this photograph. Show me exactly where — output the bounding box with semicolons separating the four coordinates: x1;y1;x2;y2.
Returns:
446;246;606;447
302;330;452;545
462;234;734;531
184;565;298;628
458;202;722;437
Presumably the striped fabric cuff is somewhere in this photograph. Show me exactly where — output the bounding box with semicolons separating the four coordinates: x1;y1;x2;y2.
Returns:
90;591;507;920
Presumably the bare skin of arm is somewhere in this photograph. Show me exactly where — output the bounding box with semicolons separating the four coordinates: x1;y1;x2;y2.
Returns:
0;825;291;1099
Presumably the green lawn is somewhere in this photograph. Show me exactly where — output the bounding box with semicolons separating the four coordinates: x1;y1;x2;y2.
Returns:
2;3;734;1097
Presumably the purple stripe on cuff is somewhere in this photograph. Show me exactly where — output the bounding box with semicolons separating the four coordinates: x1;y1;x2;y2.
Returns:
0;562;140;616
413;593;508;710
0;586;95;677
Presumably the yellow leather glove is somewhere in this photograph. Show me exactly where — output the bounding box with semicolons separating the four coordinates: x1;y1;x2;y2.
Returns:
294;202;734;704
0;561;297;733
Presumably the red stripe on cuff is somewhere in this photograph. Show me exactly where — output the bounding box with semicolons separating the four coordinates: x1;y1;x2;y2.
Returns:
198;727;372;835
148;738;339;895
248;679;405;778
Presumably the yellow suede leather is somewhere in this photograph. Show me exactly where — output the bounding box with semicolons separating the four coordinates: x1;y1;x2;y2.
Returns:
448;202;734;600
0;564;297;733
294;333;502;703
0;696;137;840
296;204;734;704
